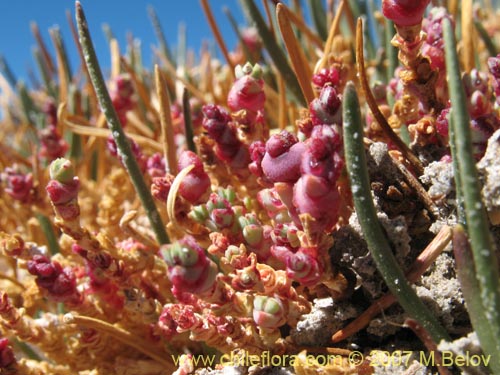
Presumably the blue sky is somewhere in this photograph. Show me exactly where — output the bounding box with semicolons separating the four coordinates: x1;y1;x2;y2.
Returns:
0;0;250;85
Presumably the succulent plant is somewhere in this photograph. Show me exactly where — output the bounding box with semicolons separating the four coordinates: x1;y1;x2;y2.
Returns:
1;1;500;374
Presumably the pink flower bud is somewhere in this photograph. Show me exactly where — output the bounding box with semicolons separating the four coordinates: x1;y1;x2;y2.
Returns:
38;125;69;162
286;250;321;286
312;67;341;89
146;153;166;178
177;150;211;204
261;139;306;183
107;135;147;173
382;0;430;27
160;236;217;296
151;175;173;202
293;175;340;231
228;63;265;114
206;194;235;229
309;85;342;126
241;27;262;55
42;99;58;126
249;140;266;178
46;179;80;205
252;295;285;329
257;187;292;223
2;166;33;203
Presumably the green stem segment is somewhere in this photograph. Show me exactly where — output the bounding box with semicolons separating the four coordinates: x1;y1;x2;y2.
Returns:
452;226;500;374
75;1;169;245
443;18;500;371
342;81;449;344
182;88;197;154
36;213;61;254
307;0;327;41
148;5;175;67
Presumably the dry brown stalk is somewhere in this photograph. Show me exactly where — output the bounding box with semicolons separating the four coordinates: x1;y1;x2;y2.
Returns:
64;313;175;371
280;4;324;49
332;225;452;343
154;65;178;175
276;3;316;104
461;0;475;72
356;18;424;176
317;0;345;72
200;0;236;79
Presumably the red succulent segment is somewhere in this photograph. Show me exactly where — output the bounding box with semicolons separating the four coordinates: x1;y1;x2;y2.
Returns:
27;255;82;304
110;74;135;126
151;175;173;202
0;338;16;370
421;7;453;71
146;153;166;178
202;104;250;169
46;179;79;205
488;54;500;106
382;0;431;26
38;125;69;163
107;135;147;173
312;67;341;89
46;158;81;221
293;174;340;229
177;150;211;204
261;131;306;183
309;85;342;126
1;166;34;203
248;140;266;178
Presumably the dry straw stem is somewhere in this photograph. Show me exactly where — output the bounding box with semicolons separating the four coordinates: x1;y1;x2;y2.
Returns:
110;39;120;79
316;0;345;72
461;0;475;72
65;10;98;111
276;3;316;104
355;18;424;176
154;47;207;102
59;104;163;153
332;225;452;343
277;72;287;129
63;314;175;371
31;22;55;76
200;0;235;79
404;319;453;375
0;273;26;290
167;164;194;231
121;57;159;124
154;65;178;175
392;156;437;218
279;4;324;49
49;28;69;103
